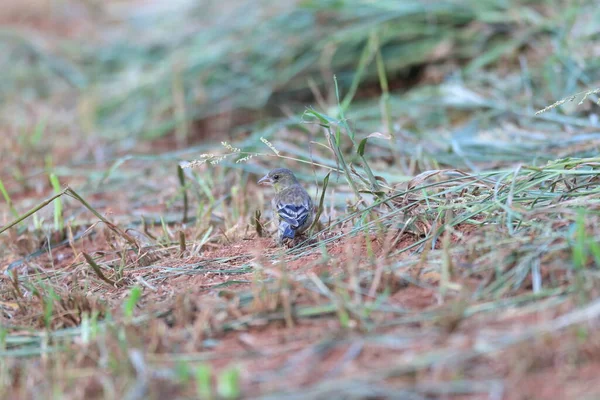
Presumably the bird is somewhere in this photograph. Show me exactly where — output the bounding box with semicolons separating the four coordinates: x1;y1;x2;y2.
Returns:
257;168;314;245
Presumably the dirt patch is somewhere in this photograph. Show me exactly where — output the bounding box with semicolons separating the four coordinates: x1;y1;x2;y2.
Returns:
0;0;93;38
507;362;600;400
1;183;594;400
389;285;437;310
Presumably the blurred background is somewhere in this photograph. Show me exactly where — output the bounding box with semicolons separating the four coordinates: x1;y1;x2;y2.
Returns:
2;1;598;158
3;0;599;222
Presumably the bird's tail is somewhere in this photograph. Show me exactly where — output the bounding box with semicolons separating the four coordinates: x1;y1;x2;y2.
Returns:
280;222;296;240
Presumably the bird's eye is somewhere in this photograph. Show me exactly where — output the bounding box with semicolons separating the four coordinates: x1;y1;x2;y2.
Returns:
273;174;279;180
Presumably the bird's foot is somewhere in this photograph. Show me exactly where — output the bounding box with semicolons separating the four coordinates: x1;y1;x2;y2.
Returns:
281;237;295;248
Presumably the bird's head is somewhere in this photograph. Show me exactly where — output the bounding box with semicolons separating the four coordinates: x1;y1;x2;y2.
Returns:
258;168;298;193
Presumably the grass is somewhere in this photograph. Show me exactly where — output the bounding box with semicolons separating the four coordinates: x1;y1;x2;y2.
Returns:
2;0;600;398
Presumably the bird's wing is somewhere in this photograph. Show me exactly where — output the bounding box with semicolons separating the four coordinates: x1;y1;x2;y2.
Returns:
276;202;310;229
273;186;313;240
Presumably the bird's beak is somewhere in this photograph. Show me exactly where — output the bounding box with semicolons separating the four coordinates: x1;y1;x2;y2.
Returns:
257;174;272;185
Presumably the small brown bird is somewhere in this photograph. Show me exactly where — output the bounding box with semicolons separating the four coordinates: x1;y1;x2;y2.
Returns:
258;168;314;245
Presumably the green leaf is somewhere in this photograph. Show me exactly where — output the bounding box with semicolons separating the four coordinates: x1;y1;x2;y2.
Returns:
302;108;335;126
49;173;63;232
0;179;19;219
100;155;134;185
573;209;587;270
334;75;356;145
30;117;47;146
588;238;600;267
357;138;368;157
195;364;213;400
175;361;191;384
358;132;391;156
341;32;378;112
335;125;341;148
123;286;142;319
217;366;241;399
